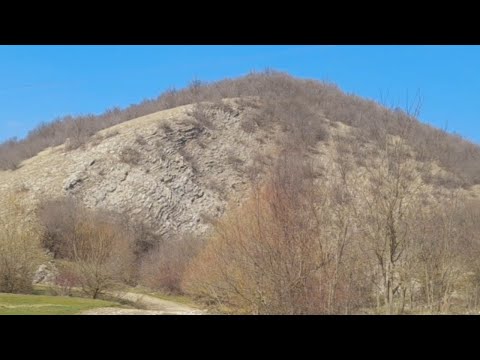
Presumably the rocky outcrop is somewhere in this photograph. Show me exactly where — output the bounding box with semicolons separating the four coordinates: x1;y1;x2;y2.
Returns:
33;263;58;284
0;99;278;240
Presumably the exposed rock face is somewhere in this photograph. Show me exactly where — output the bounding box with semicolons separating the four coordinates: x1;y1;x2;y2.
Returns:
0;99;278;239
33;263;58;284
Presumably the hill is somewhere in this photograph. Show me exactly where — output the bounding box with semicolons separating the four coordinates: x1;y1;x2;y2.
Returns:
1;72;479;236
2;71;480;314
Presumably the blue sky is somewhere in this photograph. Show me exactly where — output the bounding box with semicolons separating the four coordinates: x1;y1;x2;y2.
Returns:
0;45;479;143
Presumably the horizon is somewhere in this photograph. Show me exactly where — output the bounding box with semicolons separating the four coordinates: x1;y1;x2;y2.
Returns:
0;45;479;144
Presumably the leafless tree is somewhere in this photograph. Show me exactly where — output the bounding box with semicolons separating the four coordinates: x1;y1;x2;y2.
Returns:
139;233;204;294
0;192;47;293
65;216;135;299
184;152;367;314
37;197;136;298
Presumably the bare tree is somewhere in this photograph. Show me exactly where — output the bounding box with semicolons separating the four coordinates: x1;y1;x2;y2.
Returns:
0;192;47;293
184;152;367;314
66;216;135;299
356;112;426;314
37;197;136;298
139;233;204;294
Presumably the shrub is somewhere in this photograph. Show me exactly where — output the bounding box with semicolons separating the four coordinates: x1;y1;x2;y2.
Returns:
158;122;173;134
212;100;236;116
240;118;258;133
135;134;147;146
0;193;47;294
187;103;215;129
37;197;139;297
139;234;204;294
65;218;135;299
120;146;141;165
52;263;81;296
37;197;81;259
0;227;46;293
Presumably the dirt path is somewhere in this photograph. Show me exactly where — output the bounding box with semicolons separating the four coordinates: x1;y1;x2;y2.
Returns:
81;292;205;315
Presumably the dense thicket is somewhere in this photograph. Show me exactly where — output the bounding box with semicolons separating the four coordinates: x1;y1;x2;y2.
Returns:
184;145;480;314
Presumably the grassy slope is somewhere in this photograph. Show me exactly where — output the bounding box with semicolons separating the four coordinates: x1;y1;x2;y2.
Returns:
0;293;120;315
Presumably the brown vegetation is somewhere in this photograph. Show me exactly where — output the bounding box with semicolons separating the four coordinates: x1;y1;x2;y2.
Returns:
183;152;367;314
60;218;135;299
37;198;142;298
120;146;142;165
183;125;480;314
0;193;46;293
2;71;480;314
139;234;204;294
1;71;479;190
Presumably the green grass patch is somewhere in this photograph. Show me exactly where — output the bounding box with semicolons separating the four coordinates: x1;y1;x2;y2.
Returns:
0;292;120;315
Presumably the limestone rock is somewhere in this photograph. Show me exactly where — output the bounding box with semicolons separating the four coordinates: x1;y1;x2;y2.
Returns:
33;263;58;285
0;99;278;240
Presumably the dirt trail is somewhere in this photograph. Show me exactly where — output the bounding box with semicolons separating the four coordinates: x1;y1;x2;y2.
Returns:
81;292;205;315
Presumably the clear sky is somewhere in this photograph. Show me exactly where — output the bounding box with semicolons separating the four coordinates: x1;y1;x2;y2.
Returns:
0;45;479;143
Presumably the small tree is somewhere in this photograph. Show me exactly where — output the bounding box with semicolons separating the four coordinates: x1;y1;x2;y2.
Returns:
139;234;204;294
37;197;136;299
0;193;46;293
66;217;135;299
37;197;82;259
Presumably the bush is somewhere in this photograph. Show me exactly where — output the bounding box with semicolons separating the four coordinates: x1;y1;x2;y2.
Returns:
37;197;81;259
135;134;147;146
0;193;47;294
0;227;46;293
64;218;135;299
37;197;138;298
52;264;81;296
120;146;141;165
187;103;215;129
139;234;204;294
38;197;158;262
158;122;173;134
240;118;258;133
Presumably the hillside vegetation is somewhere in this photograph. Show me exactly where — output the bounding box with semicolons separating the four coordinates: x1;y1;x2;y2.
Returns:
2;71;480;314
1;71;479;188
